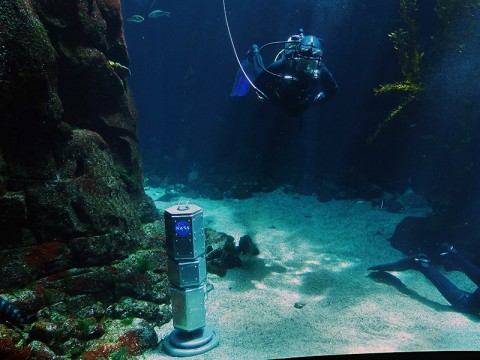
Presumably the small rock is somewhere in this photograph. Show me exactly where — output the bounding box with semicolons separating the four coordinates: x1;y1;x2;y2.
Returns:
237;235;260;256
28;340;56;359
294;301;306;309
30;321;59;343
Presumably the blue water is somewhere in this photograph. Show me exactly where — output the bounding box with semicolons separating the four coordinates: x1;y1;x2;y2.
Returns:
120;1;480;357
121;0;480;248
123;1;397;188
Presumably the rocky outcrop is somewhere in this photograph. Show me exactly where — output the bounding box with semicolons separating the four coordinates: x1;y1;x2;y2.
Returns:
0;0;166;357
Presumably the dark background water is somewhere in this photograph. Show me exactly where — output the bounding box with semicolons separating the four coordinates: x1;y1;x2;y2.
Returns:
120;0;479;206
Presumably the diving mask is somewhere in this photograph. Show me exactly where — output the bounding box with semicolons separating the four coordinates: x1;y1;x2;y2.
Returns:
298;35;323;59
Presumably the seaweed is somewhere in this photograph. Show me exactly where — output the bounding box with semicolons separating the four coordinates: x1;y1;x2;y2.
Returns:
369;0;423;144
113;164;141;190
135;257;153;274
370;0;480;144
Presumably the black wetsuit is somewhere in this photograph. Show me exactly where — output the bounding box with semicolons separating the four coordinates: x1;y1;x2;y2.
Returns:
254;57;338;116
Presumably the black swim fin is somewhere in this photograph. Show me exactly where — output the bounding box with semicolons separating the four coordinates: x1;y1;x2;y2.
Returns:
368;254;430;271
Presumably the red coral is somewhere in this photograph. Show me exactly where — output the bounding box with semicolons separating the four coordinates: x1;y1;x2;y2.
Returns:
25;242;66;269
80;331;141;359
125;269;144;283
45;271;67;282
119;330;141;356
104;265;120;275
0;338;32;359
71;277;89;293
34;284;46;298
80;343;119;360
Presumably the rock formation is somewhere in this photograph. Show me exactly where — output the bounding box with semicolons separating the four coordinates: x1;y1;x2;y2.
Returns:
0;0;167;357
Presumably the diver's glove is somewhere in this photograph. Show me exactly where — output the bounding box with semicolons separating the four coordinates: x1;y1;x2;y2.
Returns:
314;91;326;103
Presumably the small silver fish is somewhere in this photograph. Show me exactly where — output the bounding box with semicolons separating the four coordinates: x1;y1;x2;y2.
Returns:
148;9;170;18
127;15;145;23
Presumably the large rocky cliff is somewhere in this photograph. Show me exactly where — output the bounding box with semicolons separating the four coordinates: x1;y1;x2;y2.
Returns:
0;0;170;357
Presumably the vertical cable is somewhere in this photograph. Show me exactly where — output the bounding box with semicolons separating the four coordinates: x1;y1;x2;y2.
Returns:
222;0;268;99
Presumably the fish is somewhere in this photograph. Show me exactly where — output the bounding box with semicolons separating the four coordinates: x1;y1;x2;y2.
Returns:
127;15;145;23
108;60;131;78
0;296;29;325
148;10;170;18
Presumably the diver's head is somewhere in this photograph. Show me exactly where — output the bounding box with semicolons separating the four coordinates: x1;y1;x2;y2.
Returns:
291;35;323;76
298;35;323;59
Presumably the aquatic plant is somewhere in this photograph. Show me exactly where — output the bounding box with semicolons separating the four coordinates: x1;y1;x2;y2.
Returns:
0;338;32;358
120;317;134;326
110;346;129;360
369;0;423;144
113;163;141;190
76;318;97;333
34;284;57;307
69;345;86;359
370;0;480;144
135;257;153;274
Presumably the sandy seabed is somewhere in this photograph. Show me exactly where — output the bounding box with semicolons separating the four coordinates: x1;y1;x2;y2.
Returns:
140;187;480;359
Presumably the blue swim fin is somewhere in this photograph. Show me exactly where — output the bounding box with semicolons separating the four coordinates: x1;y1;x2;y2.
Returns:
230;49;264;97
230;60;252;96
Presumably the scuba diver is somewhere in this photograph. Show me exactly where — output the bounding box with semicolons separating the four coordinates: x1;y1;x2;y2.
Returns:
230;29;338;116
369;243;480;313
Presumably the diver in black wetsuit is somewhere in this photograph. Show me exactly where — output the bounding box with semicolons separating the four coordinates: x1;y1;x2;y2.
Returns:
231;29;338;116
369;243;480;313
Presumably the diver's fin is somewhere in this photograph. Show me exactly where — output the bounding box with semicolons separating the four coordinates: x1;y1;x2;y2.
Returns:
230;50;264;97
368;254;431;272
230;64;252;97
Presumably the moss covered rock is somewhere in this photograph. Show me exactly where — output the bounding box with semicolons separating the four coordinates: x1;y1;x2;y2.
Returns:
0;1;165;358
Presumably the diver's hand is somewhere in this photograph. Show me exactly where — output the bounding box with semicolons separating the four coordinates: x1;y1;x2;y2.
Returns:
314;91;326;102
